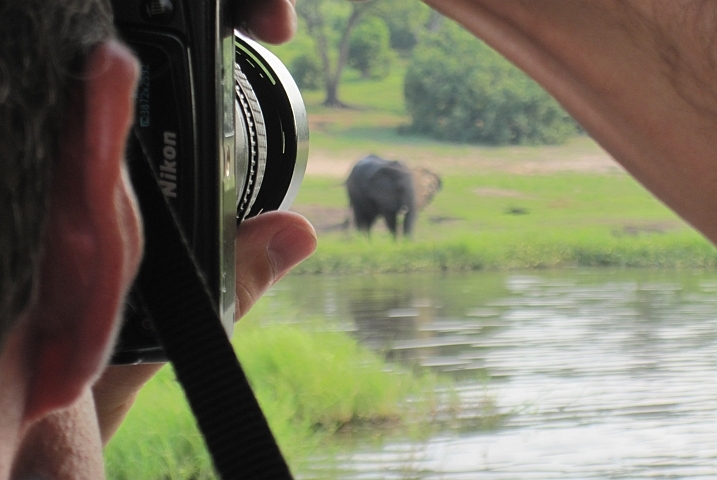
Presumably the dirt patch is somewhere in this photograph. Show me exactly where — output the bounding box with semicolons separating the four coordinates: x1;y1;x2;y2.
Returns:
612;221;683;237
305;153;356;178
290;204;350;234
498;153;624;176
473;187;532;198
305;141;624;179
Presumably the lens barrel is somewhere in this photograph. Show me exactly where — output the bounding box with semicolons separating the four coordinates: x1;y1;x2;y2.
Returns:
233;32;309;222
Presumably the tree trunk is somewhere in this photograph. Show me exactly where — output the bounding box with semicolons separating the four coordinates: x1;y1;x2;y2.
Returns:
426;10;444;32
297;0;373;108
324;80;341;107
322;5;364;107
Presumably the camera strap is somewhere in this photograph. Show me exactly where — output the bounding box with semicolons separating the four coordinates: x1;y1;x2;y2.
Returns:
127;130;294;480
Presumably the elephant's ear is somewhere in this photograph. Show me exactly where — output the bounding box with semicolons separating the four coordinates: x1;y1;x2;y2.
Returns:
412;168;441;210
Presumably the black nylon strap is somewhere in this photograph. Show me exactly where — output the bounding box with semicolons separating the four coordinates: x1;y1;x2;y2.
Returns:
128;131;294;479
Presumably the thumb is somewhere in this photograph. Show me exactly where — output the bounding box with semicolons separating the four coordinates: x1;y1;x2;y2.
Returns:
235;210;316;320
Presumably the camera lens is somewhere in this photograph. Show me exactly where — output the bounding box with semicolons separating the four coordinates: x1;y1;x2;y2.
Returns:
233;32;309;222
234;64;267;219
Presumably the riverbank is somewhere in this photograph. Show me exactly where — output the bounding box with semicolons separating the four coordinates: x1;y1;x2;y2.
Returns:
290;161;717;274
292;230;717;274
103;301;472;479
289;63;717;274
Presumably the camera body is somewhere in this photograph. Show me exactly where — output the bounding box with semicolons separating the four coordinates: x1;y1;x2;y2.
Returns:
110;0;308;364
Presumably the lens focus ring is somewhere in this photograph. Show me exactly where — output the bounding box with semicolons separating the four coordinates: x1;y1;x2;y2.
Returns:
234;64;267;220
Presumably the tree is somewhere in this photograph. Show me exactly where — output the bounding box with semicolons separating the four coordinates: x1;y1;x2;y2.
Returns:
383;1;433;52
291;52;323;90
295;0;433;106
404;23;579;145
296;0;375;106
348;17;392;79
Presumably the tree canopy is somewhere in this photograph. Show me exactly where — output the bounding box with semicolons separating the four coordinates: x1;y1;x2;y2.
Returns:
295;0;375;106
294;0;430;106
404;22;579;145
348;17;392;79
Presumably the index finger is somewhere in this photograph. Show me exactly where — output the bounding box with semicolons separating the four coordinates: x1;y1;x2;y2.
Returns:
236;0;297;45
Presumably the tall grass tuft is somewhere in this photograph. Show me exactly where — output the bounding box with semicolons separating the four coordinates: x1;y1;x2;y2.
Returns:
233;323;438;470
104;307;443;479
292;229;717;275
103;367;215;479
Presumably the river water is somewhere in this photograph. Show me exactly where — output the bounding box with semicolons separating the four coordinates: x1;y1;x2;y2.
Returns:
266;269;717;479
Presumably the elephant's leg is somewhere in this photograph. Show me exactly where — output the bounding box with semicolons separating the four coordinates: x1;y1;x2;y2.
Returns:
355;215;371;232
403;207;416;239
384;212;399;239
355;209;378;235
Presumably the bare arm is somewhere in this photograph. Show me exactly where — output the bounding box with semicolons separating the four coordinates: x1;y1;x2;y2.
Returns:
424;0;717;244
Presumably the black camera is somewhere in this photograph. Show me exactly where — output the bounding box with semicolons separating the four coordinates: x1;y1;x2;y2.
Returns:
110;0;308;364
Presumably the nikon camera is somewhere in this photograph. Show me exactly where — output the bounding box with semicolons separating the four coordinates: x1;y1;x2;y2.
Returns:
110;0;308;364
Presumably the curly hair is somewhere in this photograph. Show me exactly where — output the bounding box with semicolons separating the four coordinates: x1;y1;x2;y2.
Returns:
0;0;115;349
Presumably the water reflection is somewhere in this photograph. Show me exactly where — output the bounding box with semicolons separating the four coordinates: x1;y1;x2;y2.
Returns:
266;269;717;479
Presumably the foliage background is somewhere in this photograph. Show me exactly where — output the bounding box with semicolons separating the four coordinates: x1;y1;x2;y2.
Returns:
275;2;577;145
104;2;717;478
404;22;579;145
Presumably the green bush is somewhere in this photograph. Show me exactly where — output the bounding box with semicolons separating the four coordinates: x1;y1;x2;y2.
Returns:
291;52;323;90
104;317;442;478
404;23;578;145
348;17;393;79
382;1;432;52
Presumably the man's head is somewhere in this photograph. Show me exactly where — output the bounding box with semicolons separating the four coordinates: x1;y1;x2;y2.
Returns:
0;1;145;476
0;1;315;476
0;0;144;455
0;0;115;349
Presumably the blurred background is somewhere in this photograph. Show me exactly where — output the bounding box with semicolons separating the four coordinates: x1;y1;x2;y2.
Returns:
105;2;717;478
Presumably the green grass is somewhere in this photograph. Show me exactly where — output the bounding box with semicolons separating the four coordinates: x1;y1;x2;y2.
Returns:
232;324;443;475
292;171;717;273
103;301;457;479
279;55;717;274
103;368;215;479
295;230;717;274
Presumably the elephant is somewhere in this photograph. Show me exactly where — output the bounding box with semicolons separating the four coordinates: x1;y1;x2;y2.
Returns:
346;155;441;238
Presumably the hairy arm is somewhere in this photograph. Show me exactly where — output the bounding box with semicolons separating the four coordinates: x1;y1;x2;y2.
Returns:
424;0;717;244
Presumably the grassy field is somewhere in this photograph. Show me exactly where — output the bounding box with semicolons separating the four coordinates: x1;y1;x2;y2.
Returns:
291;166;717;273
289;61;717;273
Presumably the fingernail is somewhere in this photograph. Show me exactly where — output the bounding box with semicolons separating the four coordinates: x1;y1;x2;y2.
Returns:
268;225;317;278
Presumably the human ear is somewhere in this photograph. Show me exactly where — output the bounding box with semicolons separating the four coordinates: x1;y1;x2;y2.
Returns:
23;41;142;422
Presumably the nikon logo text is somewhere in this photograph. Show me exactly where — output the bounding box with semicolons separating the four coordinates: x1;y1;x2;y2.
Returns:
159;131;177;198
